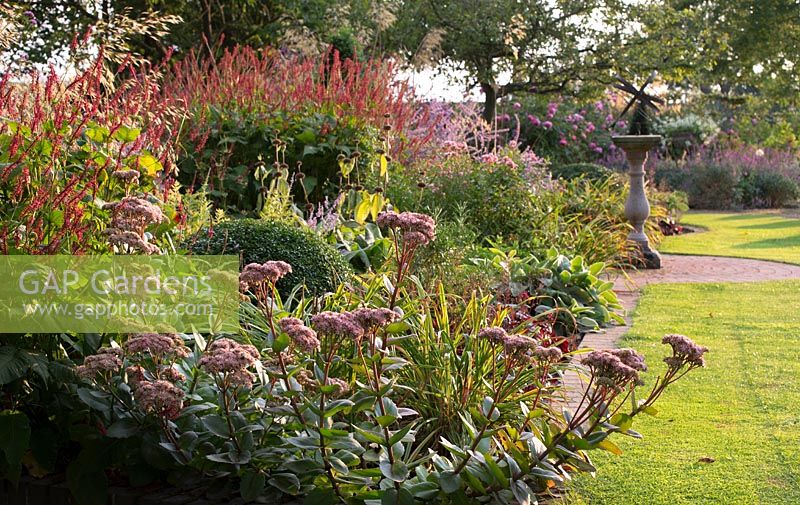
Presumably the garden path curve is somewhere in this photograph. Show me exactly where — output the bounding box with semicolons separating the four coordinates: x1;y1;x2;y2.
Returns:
563;254;800;408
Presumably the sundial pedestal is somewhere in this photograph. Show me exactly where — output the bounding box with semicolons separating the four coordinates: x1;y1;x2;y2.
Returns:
612;135;662;269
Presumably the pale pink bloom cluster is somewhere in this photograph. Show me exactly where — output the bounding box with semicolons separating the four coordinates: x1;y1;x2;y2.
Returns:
581;349;647;392
533;345;563;363
76;347;123;378
377;211;436;246
279;317;320;352
611;348;648;372
126;365;147;386
199;338;260;388
112;169;140;185
478;326;508;345
662;334;708;368
478;326;535;352
124;333;191;358
352;308;399;331
134;379;185;420
441;140;470;157
311;311;364;339
239;261;292;290
104;196;167;254
480;152;518;169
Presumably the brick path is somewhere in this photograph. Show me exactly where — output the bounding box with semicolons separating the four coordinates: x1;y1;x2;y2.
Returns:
562;254;800;409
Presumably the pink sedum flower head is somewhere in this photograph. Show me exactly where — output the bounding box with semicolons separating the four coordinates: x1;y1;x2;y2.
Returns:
279;317;321;352
533;345;563;363
581;350;642;392
377;211;436;246
478;326;509;345
662;334;708;367
124;333;190;358
199;338;260;374
239;261;292;288
311;311;364;339
134;380;184;419
352;307;399;331
76;347;123;378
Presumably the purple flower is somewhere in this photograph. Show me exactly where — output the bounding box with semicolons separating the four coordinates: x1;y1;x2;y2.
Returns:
513;102;522;110
528;115;541;126
23;10;38;25
542;121;553;129
279;317;320;352
311;311;364;339
134;380;184;419
559;138;568;146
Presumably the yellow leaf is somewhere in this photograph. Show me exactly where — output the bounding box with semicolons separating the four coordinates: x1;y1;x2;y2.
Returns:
370;193;384;221
137;154;163;177
597;439;623;456
355;198;371;224
379;154;388;178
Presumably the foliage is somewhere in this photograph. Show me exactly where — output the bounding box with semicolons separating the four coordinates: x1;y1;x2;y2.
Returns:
388;151;548;245
0;56;179;254
551;163;613;182
735;171;800;209
387;0;632;122
187;218;352;298
651;143;800;209
67;220;705;504
504;95;629;166
685;164;738;210
654;113;719;158
159;45;425;212
389;151;666;267
2;1;395;71
470;246;624;339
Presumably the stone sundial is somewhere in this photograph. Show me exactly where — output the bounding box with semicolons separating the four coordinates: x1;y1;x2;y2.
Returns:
611;71;665;269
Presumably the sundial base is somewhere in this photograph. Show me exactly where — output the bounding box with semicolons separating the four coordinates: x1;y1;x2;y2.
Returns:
631;242;662;270
612;135;663;270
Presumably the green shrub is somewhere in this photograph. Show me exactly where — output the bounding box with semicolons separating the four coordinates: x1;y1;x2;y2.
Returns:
686;165;738;209
550;162;612;181
653;165;691;192
387;155;540;243
187;219;351;297
389;157;663;267
736;171;800;208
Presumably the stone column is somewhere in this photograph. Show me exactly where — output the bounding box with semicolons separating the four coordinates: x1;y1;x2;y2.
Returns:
612;135;662;269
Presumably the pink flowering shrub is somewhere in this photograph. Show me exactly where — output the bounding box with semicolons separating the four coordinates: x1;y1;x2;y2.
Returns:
501;95;629;167
72;213;706;503
0;54;180;254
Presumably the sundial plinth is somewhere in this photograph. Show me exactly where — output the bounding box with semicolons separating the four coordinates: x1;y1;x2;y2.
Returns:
613;135;662;269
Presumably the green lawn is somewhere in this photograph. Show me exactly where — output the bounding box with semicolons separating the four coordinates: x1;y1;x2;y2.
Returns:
659;212;800;264
569;281;800;504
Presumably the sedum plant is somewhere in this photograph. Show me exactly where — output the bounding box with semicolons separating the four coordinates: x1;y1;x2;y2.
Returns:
73;211;707;504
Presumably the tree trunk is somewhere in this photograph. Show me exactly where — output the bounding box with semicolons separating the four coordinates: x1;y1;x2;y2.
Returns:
481;82;498;124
